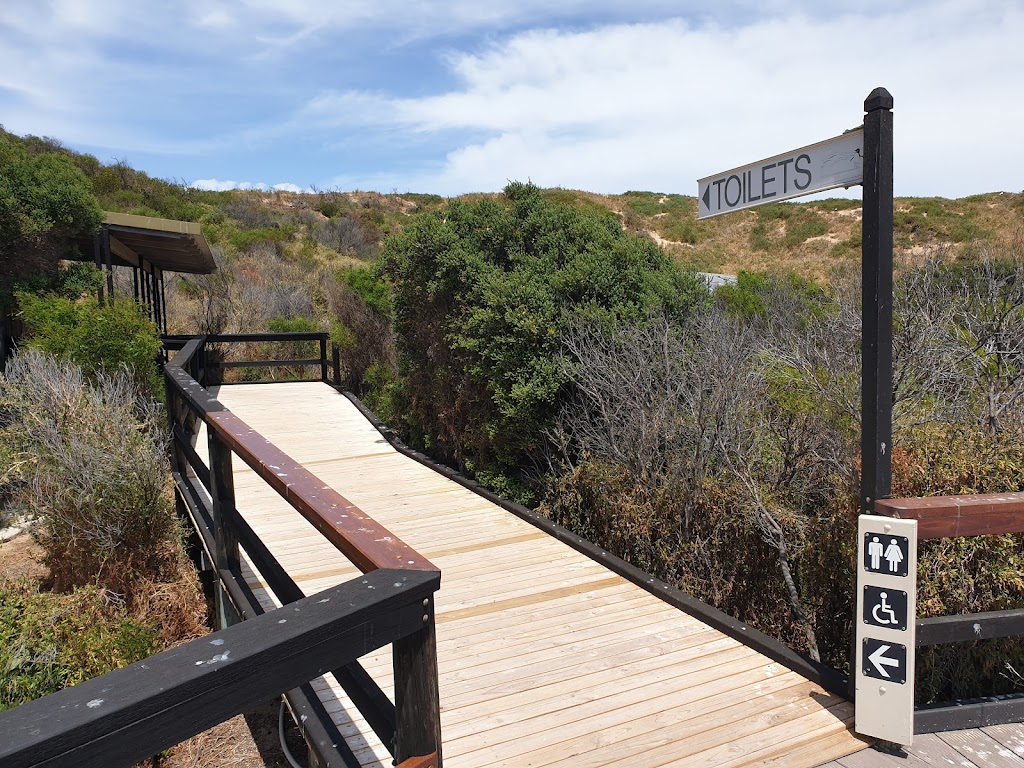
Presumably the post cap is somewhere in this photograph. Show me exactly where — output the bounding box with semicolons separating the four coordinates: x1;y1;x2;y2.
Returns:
865;87;894;112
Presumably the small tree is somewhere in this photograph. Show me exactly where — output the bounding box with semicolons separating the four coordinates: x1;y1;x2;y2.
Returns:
381;181;708;490
16;292;162;397
0;133;103;311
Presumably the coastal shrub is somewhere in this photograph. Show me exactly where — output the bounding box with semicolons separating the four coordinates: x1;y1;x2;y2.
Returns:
16;293;162;397
380;181;708;490
1;350;178;599
0;584;158;711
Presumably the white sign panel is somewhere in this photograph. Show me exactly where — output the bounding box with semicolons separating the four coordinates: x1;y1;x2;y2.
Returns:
855;514;917;746
697;128;864;219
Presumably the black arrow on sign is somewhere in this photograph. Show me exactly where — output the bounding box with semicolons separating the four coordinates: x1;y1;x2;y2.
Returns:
702;185;711;211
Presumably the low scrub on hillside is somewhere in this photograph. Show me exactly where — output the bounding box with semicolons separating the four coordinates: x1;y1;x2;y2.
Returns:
542;242;1024;701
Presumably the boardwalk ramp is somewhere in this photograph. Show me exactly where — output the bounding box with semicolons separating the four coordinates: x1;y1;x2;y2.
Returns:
200;381;870;767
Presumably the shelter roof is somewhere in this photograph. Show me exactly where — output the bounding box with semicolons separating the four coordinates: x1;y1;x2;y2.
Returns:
82;212;216;274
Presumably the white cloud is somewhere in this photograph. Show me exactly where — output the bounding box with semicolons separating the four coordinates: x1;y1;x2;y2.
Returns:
318;0;1024;197
1;0;1020;197
190;179;306;192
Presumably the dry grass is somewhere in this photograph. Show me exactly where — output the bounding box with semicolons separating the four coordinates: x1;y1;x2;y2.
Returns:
0;533;48;583
157;704;307;768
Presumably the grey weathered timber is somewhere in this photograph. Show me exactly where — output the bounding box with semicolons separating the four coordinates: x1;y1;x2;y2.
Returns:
821;724;1024;767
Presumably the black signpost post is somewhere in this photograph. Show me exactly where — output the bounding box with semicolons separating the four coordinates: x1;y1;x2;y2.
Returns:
860;87;894;515
696;85;905;739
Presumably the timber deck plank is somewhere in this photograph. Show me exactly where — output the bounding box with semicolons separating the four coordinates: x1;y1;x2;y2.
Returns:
202;382;868;767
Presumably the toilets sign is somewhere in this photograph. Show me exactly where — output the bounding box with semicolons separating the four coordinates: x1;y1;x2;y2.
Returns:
697;128;864;219
855;514;918;746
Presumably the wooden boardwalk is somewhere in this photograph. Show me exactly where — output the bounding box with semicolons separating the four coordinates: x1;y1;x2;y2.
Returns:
201;381;871;767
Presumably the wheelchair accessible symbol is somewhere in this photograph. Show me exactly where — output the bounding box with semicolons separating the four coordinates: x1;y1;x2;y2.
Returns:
863;585;908;631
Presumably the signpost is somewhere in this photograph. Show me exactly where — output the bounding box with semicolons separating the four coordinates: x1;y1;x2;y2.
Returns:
697;129;863;219
855;515;917;744
696;88;901;742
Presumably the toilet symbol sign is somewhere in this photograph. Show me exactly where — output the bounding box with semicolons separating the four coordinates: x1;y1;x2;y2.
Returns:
864;532;909;576
863;585;908;630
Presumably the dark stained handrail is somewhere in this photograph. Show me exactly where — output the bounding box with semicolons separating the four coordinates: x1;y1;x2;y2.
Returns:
874;492;1024;733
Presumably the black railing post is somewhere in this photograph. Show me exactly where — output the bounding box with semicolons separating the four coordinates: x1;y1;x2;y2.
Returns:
208;429;241;628
332;344;342;387
320;336;329;383
393;597;443;766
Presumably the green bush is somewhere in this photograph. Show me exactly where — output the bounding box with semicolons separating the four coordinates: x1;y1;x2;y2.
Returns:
381;181;708;487
16;293;162;397
0;584;157;711
750;204;828;250
0;132;103;310
341;266;392;316
228;226;293;252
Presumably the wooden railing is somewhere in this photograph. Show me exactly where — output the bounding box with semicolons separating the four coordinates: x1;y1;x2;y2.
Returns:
0;333;442;767
875;494;1024;732
163;334;442;766
162;331;343;384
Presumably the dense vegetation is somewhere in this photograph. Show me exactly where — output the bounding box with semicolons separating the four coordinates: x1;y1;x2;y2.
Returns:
0;132;205;711
543;249;1024;703
379;182;708;498
2;125;1023;706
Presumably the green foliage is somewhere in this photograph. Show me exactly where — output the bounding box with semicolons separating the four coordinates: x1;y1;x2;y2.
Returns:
829;230;861;259
0;133;103;309
229;225;293;252
715;270;824;321
894;197;991;243
361;360;406;428
381;181;708;487
16;293;162;396
13;261;104;300
0;584;158;711
621;192;704;245
330;321;356;351
266;315;318;334
316;200;341;218
340;266;392;316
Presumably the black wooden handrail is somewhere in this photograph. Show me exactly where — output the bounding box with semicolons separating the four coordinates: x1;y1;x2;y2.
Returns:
164;331;338;383
0;569;439;768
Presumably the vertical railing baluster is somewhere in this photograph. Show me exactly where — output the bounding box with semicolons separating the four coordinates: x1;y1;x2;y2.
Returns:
208;429;241;628
320;335;328;383
332;344;342;387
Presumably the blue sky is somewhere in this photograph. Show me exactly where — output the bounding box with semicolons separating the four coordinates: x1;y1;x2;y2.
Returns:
1;1;1022;198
